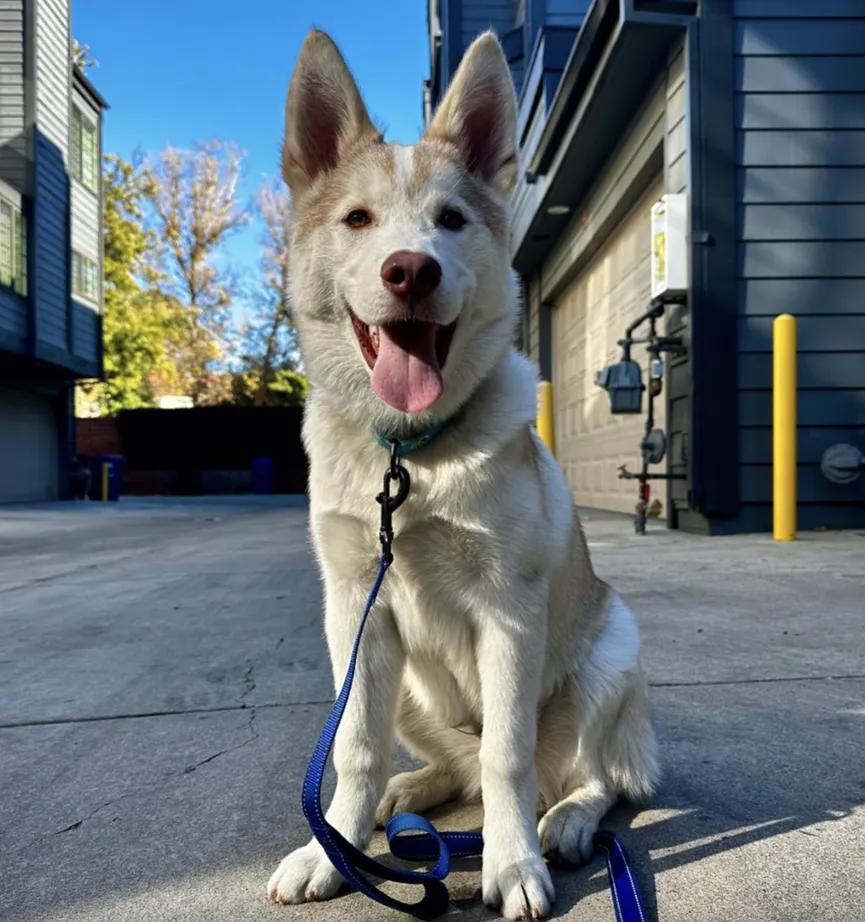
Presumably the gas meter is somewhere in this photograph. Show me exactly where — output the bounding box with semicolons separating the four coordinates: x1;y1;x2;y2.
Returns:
595;361;644;414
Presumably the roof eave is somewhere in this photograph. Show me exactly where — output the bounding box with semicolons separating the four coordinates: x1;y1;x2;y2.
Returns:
511;5;692;276
73;66;110;111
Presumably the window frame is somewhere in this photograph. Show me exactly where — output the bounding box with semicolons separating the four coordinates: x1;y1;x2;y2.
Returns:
0;194;27;296
72;105;99;194
72;250;99;306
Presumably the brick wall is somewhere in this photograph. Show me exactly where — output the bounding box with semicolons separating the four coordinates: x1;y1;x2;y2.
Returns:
74;407;308;495
76;417;123;456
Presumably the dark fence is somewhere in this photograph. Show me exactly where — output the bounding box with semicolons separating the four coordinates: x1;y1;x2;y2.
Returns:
77;406;308;495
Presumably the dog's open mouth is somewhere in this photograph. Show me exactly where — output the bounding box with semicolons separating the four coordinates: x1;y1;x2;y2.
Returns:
349;311;456;414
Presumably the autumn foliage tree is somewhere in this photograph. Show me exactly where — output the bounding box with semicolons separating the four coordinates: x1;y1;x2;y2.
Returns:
79;154;310;416
72;33;308;417
77;155;186;416
144;141;251;405
71;87;308;415
232;177;307;407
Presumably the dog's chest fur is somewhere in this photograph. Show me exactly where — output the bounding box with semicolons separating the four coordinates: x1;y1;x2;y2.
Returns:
305;378;563;725
390;514;495;725
313;445;515;726
303;353;588;731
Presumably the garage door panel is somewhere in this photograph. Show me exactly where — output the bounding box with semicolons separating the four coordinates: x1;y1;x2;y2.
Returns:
552;176;667;516
0;386;60;503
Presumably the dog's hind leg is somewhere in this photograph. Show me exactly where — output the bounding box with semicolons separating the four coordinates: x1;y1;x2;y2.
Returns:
538;668;658;866
538;771;617;865
375;763;462;826
376;692;481;826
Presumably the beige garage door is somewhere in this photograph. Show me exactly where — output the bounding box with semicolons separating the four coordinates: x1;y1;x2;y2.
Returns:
552;177;666;516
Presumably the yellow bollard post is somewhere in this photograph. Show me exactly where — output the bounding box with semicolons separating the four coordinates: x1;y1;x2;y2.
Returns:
101;461;109;503
537;380;556;456
773;314;797;541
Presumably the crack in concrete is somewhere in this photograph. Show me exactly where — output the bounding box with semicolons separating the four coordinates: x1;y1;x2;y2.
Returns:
238;656;259;745
1;634;310;732
29;730;264;848
0;699;334;730
17;656;271;852
179;729;259;777
0;561;117;595
240;658;257;707
4;673;865;731
649;674;865;689
45;732;260;841
56;801;112;835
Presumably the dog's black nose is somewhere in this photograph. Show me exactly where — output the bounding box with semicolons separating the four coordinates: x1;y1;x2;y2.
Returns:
381;250;442;305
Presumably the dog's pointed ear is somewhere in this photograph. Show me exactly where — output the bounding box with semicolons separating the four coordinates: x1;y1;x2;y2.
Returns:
424;31;518;194
282;29;380;196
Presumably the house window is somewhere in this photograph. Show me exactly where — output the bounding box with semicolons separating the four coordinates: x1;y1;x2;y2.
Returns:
72;251;99;304
0;197;27;296
72;106;98;192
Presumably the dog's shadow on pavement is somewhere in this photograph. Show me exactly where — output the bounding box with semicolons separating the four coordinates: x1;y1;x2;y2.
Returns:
4;670;862;921
363;679;864;922
366;800;655;921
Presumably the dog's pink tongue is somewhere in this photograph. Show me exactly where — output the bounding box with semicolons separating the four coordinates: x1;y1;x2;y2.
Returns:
372;322;443;413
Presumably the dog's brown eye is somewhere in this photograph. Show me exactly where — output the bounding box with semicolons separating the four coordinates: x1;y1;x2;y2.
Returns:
345;209;372;228
439;209;466;231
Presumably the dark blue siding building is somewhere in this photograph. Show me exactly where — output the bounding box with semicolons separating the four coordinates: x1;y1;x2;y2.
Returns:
0;0;107;502
426;0;865;534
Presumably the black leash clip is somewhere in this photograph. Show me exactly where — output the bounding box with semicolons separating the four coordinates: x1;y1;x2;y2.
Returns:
376;440;411;564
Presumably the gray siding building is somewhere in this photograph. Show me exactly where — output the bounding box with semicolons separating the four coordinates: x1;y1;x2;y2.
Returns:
426;0;865;535
0;0;107;503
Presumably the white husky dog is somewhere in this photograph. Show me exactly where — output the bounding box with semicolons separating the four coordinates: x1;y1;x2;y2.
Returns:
267;28;659;920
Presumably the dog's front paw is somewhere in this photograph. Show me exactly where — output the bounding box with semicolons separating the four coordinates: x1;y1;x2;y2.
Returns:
482;846;554;920
267;840;343;905
538;801;599;866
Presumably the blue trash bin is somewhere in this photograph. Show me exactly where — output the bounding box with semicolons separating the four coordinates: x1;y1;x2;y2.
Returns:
91;454;124;501
105;454;124;501
251;456;274;495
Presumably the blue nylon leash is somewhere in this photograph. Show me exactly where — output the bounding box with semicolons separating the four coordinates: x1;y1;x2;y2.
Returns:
302;554;471;919
300;442;649;921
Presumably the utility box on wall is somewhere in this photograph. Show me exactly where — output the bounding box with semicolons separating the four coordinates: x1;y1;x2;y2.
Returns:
650;194;688;301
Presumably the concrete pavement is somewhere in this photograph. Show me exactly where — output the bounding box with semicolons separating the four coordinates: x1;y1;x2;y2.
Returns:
1;497;863;922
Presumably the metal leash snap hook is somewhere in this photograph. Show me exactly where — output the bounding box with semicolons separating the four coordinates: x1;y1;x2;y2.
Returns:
386;441;411;512
376;440;411;563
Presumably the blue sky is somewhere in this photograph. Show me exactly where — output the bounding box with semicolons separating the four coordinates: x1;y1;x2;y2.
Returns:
72;0;430;320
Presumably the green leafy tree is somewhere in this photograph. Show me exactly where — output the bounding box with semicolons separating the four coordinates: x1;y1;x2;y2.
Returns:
144;141;251;405
77;156;185;415
266;367;309;404
72;39;98;70
230;365;308;407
